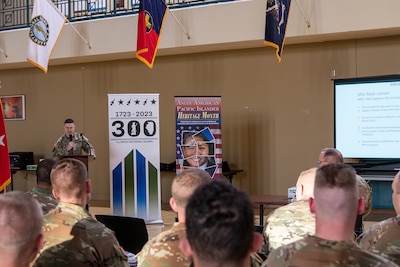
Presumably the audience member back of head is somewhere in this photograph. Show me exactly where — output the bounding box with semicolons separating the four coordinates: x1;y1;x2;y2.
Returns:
180;180;263;267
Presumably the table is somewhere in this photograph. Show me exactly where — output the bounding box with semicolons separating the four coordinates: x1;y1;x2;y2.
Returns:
250;194;290;226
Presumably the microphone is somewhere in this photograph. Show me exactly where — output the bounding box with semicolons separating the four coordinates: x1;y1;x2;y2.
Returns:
69;135;73;155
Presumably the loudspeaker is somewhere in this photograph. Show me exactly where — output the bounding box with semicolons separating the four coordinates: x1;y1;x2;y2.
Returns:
9;152;34;170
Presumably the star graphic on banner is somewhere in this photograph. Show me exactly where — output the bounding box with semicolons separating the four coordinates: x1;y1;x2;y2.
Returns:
0;135;5;146
151;99;156;105
135;99;140;105
118;99;124;105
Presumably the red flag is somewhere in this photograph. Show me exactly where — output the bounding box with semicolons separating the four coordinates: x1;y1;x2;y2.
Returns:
136;0;168;69
0;102;11;191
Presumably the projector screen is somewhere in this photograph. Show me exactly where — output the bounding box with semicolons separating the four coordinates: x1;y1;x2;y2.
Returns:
334;75;400;160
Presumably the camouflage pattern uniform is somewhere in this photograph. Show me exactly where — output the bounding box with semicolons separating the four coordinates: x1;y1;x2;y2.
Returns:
33;201;128;267
27;186;58;214
358;215;400;265
264;234;398;267
137;222;191;267
263;199;315;254
263;174;372;255
137;222;263;267
53;133;95;159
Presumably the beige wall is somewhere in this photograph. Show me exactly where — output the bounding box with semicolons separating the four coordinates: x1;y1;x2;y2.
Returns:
2;0;400;202
3;35;400;202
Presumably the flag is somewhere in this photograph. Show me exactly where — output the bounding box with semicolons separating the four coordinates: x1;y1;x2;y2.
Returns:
26;0;67;73
136;0;168;69
264;0;291;62
0;102;11;191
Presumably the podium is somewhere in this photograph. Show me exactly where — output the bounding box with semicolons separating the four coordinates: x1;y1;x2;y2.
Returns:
59;155;89;170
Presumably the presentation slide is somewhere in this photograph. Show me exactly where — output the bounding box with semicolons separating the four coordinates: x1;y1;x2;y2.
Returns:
335;80;400;158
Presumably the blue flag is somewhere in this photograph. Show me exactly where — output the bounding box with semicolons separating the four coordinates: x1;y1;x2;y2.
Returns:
264;0;291;62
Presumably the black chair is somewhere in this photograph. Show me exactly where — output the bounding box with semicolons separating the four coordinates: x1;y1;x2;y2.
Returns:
95;214;149;254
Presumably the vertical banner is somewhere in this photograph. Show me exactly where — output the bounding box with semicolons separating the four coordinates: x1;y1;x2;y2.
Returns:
108;94;162;223
175;96;222;178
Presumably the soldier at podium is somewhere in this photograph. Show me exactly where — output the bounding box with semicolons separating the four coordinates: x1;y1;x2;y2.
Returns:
52;118;96;160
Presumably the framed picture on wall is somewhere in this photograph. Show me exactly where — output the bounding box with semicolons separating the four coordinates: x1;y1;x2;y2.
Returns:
1;95;25;120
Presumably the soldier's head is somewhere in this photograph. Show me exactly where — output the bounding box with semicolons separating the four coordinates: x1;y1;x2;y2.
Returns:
0;191;43;266
170;169;211;222
295;167;317;201
311;163;364;225
50;158;90;206
36;158;57;188
180;180;262;267
392;171;400;214
63;118;75;136
317;148;343;167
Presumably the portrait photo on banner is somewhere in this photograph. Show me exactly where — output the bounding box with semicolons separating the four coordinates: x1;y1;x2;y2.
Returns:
179;127;217;178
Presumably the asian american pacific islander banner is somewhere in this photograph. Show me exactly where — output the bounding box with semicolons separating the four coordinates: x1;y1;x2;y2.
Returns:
175;96;222;178
108;94;162;223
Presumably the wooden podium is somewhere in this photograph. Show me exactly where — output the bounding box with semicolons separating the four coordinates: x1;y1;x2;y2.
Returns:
59;155;89;170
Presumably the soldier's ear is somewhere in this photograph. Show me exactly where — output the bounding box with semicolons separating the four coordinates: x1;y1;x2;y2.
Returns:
357;197;365;215
309;197;316;213
52;188;59;200
169;197;178;212
179;237;193;257
251;232;263;252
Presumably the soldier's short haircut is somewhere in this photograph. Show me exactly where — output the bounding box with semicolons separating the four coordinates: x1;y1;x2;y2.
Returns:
185;180;254;265
64;118;74;124
0;191;42;257
315;163;357;191
36;158;57;185
51;158;88;199
171;169;211;208
321;148;343;163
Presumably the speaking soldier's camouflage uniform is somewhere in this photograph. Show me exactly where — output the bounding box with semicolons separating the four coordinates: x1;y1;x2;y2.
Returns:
27;186;58;214
137;222;190;267
33;201;128;267
264;234;398;267
358;215;400;265
53;133;95;159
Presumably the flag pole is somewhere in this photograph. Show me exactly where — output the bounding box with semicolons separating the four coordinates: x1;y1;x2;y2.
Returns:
168;9;191;39
66;20;92;49
0;48;7;58
294;0;310;28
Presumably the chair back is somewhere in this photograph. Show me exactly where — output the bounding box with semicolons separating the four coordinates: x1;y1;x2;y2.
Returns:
95;214;149;254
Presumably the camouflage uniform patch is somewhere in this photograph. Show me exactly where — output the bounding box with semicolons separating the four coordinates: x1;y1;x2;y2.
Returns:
358;215;400;265
33;201;128;267
27;186;58;214
264;234;398;267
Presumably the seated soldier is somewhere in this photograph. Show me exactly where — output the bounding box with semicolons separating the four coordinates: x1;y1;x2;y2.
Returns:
358;171;400;265
265;163;396;267
263;148;372;254
179;180;263;267
137;169;211;267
